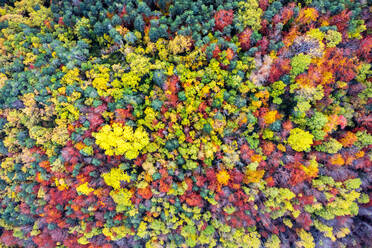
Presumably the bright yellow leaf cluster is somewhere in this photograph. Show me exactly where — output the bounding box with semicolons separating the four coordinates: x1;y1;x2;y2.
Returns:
264;110;278;125
287;128;314;152
296;229;315;248
216;169;230;186
121;72;141;88
93;123;149;159
76;182;94;195
103;167;131;190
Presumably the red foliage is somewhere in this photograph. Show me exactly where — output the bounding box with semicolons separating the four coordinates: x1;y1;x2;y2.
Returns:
354;154;372;171
212;45;222;58
39;160;51;170
205;168;217;191
330;10;351;35
185;192;203;207
44;205;62;223
32;232;56;248
63;235;87;248
164;75;180;107
184;177;193;192
358;36;372;60
296;212;312;231
264;20;274;38
232;190;249;207
322;48;356;82
281;120;293;137
61;146;80;165
338;115;347;129
259;0;269;11
268;58;291;83
119;5;127;18
87;112;104;130
93;103;107;114
135;154;146;166
0;231;19;247
102;244;113;248
239;28;252;51
195;175;206;187
240;144;254;161
299;195;314;205
58;17;65;26
159;180;170;193
230;169;244;184
265;176;275;187
256;37;269;53
355;114;372;130
286;162;307;186
214;10;234;31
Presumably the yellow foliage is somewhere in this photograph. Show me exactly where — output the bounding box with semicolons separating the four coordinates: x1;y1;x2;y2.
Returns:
265;235;281;248
76;182;94;195
103;224;134;240
296;8;318;24
126;52;151;77
51;124;69;146
306;28;324;41
216;169;230;186
121;72;141;88
287;128;314;152
137;221;148;238
93;123;149;159
237;0;263;31
301;158;318;178
314;220;335;241
264;110;277;125
0;73;7;89
92;76;109;91
336;227;350;239
245;169;265;184
110;188;133;212
103;167;131;190
61;67;82;85
325;30;342;47
168;35;192;55
55;178;69;191
0;0;51;27
296;229;315;248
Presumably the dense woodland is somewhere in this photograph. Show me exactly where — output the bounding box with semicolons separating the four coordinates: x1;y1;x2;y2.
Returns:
0;0;371;247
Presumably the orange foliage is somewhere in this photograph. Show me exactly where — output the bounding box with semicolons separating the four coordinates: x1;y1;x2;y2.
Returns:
330;154;345;166
74;142;85;150
324;114;339;133
138;186;153;199
339;132;357;147
251;154;263;163
39;161;50;170
262;141;275;156
296;8;319;24
216;170;230;186
283;27;299;47
355;150;365;158
244;170;265;184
